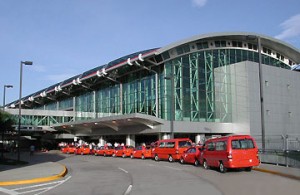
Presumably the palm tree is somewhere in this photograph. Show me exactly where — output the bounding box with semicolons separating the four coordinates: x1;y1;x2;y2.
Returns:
0;111;15;159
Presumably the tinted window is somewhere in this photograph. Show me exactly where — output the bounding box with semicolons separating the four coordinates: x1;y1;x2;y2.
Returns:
136;146;142;150
159;142;165;148
207;142;215;151
166;142;175;148
187;148;196;153
179;141;192;148
231;139;255;149
216;141;227;151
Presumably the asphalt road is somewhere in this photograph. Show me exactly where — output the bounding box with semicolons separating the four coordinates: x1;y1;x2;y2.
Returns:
5;154;300;195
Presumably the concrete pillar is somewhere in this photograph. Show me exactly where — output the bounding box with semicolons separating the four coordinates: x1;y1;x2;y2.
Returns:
126;134;135;147
195;134;205;145
162;133;170;140
99;136;106;146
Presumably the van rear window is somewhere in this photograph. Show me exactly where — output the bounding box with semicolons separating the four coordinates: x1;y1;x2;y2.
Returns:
231;139;255;149
179;141;192;148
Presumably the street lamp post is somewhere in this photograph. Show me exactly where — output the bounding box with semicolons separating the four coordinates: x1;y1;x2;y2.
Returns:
1;85;13;159
17;61;32;162
164;65;175;139
3;85;13;111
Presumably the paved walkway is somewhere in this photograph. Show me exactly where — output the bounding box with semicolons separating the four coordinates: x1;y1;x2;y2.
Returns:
0;150;299;186
0;150;67;186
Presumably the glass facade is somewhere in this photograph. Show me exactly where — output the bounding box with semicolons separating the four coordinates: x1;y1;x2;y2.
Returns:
20;46;292;126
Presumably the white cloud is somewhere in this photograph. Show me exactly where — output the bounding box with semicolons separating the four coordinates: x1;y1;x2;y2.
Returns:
46;73;75;83
275;14;300;40
192;0;208;8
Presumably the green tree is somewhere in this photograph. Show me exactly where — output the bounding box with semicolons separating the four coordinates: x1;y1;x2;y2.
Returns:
0;111;15;159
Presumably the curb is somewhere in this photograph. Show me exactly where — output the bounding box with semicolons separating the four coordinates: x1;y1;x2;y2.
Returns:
0;163;68;186
253;167;300;181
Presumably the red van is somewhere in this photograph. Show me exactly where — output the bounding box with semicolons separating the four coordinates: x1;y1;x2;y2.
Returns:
152;138;192;162
200;135;260;173
114;145;134;158
131;145;152;159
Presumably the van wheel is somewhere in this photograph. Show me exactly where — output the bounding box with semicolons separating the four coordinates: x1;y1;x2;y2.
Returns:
122;153;126;158
141;154;145;160
203;160;209;170
104;153;106;157
130;154;134;159
245;167;252;172
219;162;227;173
180;157;184;164
168;155;174;162
194;159;199;166
154;154;159;161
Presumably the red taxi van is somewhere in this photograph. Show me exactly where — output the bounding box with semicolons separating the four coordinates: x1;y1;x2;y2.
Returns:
95;146;115;156
152;138;192;162
74;145;91;155
200;135;260;173
131;145;152;159
61;145;76;154
114;145;134;158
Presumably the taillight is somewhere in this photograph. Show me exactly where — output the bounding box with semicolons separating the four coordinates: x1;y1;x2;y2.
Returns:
227;152;232;159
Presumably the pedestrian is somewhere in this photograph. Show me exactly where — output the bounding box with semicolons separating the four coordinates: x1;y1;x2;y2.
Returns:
30;144;35;156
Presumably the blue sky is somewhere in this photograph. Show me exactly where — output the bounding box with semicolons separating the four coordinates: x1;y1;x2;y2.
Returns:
1;0;300;106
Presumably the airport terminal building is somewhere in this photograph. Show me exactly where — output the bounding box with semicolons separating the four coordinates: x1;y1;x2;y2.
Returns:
5;32;300;149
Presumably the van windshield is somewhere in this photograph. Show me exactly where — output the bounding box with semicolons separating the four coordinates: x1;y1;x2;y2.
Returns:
179;141;192;148
231;139;255;149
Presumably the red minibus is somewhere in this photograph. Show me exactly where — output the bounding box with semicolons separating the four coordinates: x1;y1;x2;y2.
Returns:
152;138;192;162
200;135;260;173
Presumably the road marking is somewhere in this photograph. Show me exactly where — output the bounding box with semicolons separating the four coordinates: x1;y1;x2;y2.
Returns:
5;176;72;195
0;187;18;195
12;179;66;191
123;184;132;195
34;176;72;195
118;167;129;173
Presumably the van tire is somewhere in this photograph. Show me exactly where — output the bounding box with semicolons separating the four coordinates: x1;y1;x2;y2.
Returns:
245;167;252;172
194;159;199;166
168;155;174;162
154;154;159;161
180;157;184;164
203;160;209;170
219;162;227;173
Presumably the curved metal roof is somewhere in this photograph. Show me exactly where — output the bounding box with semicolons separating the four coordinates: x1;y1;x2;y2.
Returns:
8;32;300;107
155;32;300;63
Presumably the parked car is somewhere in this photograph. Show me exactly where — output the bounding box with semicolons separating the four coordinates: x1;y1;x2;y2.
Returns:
131;145;152;159
95;146;115;156
74;145;91;155
114;145;134;158
61;145;76;154
152;138;192;162
200;135;260;173
179;146;202;166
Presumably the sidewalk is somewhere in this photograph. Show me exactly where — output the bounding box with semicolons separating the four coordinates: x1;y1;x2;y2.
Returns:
0;151;299;186
253;163;300;180
0;150;67;186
